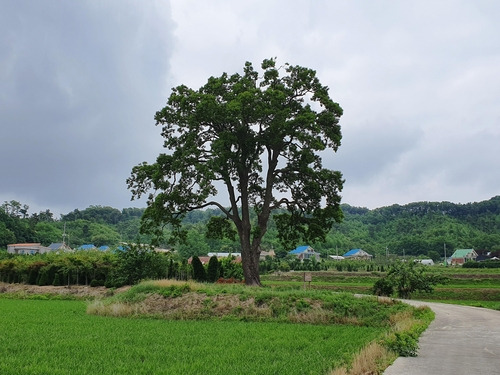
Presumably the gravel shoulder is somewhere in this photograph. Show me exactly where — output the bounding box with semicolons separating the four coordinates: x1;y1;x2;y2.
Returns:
384;300;500;375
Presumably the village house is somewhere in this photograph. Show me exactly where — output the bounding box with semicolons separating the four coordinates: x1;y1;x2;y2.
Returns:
450;249;478;265
7;243;51;255
288;245;321;261
343;248;373;260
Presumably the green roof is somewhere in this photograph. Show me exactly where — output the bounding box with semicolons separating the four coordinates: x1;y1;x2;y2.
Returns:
451;249;475;258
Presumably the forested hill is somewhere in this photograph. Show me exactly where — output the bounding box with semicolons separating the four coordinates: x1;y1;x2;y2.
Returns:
329;196;500;258
1;196;499;259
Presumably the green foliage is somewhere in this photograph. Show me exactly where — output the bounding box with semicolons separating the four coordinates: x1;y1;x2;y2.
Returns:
206;217;236;241
33;222;62;246
108;245;168;287
206;255;220;282
0;222;16;248
219;256;243;280
90;279;104;287
61;206;124;225
383;306;434;357
373;262;448;299
385;331;419;357
191;256;206;282
372;276;394;297
176;225;211;258
425;250;440;262
158;284;191;298
2;196;500;263
52;273;62;286
463;261;500;268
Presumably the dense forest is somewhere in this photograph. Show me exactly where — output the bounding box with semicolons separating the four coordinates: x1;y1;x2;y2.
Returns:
1;196;499;260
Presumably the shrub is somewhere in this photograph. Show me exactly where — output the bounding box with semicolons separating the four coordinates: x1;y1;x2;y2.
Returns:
37;269;50;286
191;256;206;282
159;284;191;298
52;273;62;286
373;277;394;297
463;261;500;269
373;262;447;299
384;331;419;357
90;279;104;287
206;256;219;283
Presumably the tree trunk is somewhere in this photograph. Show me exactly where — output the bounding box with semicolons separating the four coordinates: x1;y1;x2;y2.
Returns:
239;231;262;286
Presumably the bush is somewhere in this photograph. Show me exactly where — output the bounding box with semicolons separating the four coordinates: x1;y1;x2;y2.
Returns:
384;331;419;357
52;273;62;286
206;256;219;283
374;262;447;299
373;277;394;297
90;279;104;287
463;261;500;269
109;245;169;286
37;269;50;286
159;284;191;298
191;256;207;282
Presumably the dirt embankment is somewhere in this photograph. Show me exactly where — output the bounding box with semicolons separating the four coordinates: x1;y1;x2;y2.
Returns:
0;283;129;298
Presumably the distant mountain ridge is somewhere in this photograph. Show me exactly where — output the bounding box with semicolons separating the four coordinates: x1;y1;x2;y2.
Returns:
2;196;499;258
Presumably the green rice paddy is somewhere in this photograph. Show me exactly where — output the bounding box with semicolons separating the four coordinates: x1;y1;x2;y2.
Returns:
0;299;384;375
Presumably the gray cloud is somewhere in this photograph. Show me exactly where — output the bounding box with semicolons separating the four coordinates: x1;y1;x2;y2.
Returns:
1;0;499;216
1;1;174;215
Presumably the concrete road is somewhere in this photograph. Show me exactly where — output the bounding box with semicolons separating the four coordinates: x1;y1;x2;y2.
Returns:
384;300;500;375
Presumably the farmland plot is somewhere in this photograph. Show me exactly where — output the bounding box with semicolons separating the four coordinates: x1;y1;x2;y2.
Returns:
0;299;384;375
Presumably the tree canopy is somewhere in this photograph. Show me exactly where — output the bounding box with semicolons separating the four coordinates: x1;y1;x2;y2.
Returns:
127;58;344;285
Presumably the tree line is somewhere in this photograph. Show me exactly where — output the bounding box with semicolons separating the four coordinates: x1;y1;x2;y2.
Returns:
1;196;499;260
0;245;244;287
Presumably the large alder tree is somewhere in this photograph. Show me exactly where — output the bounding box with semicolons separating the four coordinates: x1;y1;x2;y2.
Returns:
127;59;344;286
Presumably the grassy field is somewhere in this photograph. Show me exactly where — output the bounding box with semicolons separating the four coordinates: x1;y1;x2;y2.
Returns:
261;266;500;310
0;297;394;375
4;266;478;375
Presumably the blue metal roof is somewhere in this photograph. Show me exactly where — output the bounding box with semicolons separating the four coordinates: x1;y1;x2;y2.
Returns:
78;244;95;250
289;245;311;254
48;243;64;250
343;249;361;257
98;245;109;251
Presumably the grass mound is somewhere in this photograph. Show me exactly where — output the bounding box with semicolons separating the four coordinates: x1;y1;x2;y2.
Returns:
87;279;411;326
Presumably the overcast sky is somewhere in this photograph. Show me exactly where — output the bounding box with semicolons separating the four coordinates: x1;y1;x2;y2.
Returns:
1;1;499;217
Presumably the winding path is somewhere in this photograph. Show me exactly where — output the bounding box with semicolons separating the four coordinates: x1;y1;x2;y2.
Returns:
383;300;500;374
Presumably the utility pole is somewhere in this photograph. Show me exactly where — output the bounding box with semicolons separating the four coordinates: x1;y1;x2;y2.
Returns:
62;222;67;245
444;243;447;266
